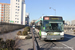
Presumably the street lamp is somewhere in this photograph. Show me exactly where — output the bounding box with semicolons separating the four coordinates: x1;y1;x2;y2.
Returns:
49;7;56;15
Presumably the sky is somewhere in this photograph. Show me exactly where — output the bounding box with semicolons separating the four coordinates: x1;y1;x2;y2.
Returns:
0;0;75;22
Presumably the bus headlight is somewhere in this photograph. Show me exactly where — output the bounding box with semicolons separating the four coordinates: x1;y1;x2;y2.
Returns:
41;32;47;35
60;32;64;35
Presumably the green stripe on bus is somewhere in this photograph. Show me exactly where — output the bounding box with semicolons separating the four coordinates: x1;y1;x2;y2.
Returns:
39;30;41;36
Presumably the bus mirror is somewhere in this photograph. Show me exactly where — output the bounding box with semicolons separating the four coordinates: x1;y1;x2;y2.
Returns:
63;21;65;24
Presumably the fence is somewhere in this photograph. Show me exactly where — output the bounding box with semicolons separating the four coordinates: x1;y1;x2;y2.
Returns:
0;22;25;33
31;28;39;50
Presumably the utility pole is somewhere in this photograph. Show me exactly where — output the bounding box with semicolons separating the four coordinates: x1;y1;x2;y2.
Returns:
49;7;56;15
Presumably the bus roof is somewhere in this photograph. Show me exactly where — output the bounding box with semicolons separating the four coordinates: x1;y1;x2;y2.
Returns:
35;16;63;23
43;16;62;18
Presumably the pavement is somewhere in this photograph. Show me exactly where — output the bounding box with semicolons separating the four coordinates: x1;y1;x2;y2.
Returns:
0;28;33;50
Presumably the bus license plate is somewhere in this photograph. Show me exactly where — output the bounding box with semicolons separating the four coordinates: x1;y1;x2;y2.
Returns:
51;39;56;40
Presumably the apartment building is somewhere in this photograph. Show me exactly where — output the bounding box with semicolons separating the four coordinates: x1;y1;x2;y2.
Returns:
10;0;26;25
65;21;70;25
25;13;29;26
71;20;75;25
0;3;10;23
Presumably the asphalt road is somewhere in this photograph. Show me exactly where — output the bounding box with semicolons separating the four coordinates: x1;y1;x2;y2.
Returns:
34;30;75;50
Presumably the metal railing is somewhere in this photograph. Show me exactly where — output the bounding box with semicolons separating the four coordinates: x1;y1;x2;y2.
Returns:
31;28;38;50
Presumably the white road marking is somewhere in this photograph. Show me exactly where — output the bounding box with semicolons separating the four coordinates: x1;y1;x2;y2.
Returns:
59;42;74;50
65;36;73;39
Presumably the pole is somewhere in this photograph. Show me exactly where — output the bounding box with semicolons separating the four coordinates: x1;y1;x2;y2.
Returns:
49;7;56;15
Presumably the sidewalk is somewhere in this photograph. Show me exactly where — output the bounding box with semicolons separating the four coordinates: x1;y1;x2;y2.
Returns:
17;37;33;50
0;28;24;41
17;30;33;50
0;28;33;50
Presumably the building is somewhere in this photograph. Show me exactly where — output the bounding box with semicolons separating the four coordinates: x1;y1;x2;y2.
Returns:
10;0;26;25
71;20;75;25
65;21;70;25
0;3;10;23
30;20;36;26
25;13;29;26
31;20;36;23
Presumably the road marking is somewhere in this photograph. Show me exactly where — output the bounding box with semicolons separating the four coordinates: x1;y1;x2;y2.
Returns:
59;42;74;50
64;36;73;39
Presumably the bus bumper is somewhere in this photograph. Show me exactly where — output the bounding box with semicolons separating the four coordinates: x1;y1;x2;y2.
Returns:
41;35;64;40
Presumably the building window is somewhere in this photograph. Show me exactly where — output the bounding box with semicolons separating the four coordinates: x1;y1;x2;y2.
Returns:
15;12;17;13
18;9;19;11
1;4;3;6
16;6;17;7
1;7;4;8
1;9;3;11
1;12;3;13
17;12;19;14
15;15;17;16
16;3;17;4
18;6;19;8
15;18;19;20
15;12;19;14
17;21;19;23
16;9;17;10
18;3;19;5
15;15;19;17
18;0;20;2
1;14;3;16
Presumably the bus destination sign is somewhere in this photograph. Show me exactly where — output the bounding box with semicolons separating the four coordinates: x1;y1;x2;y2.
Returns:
44;17;49;20
44;17;62;20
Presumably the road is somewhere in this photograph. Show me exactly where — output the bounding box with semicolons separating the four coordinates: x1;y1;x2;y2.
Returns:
34;30;75;50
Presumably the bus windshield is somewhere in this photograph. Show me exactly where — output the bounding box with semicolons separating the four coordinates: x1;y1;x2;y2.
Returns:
43;21;63;32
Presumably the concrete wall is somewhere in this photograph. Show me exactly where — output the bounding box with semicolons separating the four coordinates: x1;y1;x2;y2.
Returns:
0;22;25;33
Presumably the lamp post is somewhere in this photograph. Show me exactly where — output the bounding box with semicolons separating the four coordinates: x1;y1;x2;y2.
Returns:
49;7;56;15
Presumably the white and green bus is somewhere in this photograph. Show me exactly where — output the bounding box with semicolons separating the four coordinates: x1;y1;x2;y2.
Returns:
35;16;64;40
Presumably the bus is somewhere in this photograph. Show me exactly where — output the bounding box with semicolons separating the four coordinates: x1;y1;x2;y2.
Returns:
35;16;64;40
